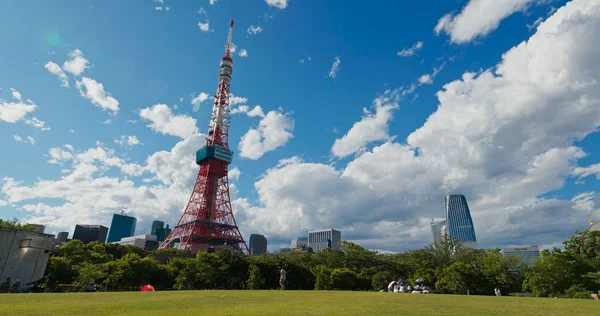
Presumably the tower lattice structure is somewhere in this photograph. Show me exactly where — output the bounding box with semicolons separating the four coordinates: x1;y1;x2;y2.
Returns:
159;13;250;254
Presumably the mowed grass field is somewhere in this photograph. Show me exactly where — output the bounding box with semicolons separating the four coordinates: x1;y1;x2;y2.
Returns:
0;290;597;315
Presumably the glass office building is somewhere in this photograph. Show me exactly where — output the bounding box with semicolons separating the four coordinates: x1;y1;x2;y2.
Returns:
73;225;109;243
150;220;171;242
502;246;541;266
249;234;267;255
445;194;477;248
151;220;164;236
308;229;341;252
106;213;137;243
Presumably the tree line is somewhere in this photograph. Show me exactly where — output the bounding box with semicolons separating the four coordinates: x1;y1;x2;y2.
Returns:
43;229;600;297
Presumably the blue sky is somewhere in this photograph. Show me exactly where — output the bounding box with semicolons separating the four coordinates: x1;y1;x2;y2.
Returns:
1;0;599;252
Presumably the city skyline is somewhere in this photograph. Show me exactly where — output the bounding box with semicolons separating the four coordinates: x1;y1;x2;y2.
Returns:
1;0;600;252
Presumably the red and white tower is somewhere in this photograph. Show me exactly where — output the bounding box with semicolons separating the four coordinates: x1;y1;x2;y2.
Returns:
159;13;250;254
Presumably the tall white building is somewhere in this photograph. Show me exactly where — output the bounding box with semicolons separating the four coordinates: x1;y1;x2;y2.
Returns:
308;229;341;252
430;219;446;243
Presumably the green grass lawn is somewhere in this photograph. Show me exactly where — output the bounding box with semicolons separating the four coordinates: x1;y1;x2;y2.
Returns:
0;290;597;315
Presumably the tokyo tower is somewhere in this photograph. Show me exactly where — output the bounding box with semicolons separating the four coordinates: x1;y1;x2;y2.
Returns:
159;13;250;254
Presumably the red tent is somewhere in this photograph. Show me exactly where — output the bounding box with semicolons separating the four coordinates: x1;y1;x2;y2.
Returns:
141;284;155;292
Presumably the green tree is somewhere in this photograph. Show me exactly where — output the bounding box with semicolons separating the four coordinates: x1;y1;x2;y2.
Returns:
102;260;130;291
57;240;87;266
46;256;77;287
435;261;480;294
425;235;461;269
481;249;512;292
522;249;586;296
411;267;438;289
371;271;393;291
246;264;265;289
311;265;332;290
564;230;600;260
331;268;358;290
76;262;106;290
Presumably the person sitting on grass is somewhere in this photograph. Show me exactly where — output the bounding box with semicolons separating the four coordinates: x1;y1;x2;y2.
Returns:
0;277;11;292
10;279;22;293
85;282;97;292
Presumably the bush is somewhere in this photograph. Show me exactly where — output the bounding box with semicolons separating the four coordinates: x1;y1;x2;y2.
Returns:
564;285;591;299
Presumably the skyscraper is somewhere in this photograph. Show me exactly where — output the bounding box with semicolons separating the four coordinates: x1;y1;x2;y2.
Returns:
56;232;69;244
430;219;446;243
150;221;172;242
106;213;137;243
249;234;267;255
73;225;109;243
151;220;164;237
308;229;341;252
445;194;477;248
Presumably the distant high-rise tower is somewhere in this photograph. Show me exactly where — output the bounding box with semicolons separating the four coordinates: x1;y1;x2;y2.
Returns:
151;220;164;236
249;234;267;255
308;229;341;252
159;13;249;254
106;212;137;243
430;219;446;243
56;232;69;244
445;194;477;248
73;225;109;244
150;220;171;242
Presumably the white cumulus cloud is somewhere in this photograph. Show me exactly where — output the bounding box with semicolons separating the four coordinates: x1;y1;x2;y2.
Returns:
115;135;143;148
44;62;69;87
231;105;265;118
238;49;248;58
140;104;199;139
265;0;288;9
332;90;400;158
76;77;119;114
63;49;89;76
435;0;539;44
239;110;294;160
234;0;600;250
192;92;211;112
0;89;37;124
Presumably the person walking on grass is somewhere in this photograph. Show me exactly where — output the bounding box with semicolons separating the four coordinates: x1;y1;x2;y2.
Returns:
279;268;287;290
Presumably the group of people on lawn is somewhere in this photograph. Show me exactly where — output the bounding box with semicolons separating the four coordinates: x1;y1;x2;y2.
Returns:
388;280;431;293
0;277;22;293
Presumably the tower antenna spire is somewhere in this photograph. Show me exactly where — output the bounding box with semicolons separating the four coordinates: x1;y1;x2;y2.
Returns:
225;10;234;57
